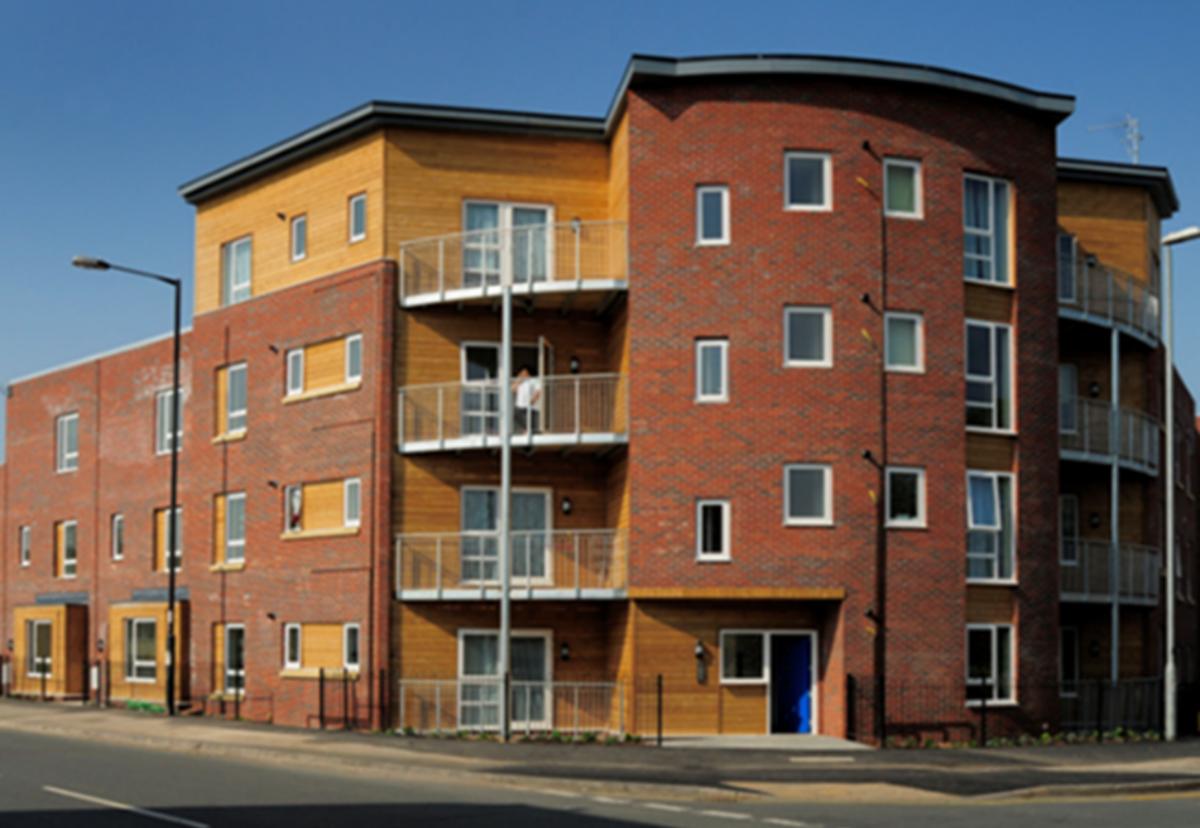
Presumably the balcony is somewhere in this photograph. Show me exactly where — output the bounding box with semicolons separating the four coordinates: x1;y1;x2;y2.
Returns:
398;220;627;311
1059;397;1160;475
395;529;628;600
1060;539;1161;605
1058;257;1159;345
398;374;628;454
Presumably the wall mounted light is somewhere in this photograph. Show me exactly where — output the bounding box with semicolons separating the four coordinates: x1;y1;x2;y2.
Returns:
560;643;570;662
1090;512;1102;530
6;639;12;652
694;640;707;684
561;497;573;515
97;639;105;654
267;612;277;621
268;480;279;489
269;344;280;354
1089;382;1101;398
276;212;287;221
569;357;581;374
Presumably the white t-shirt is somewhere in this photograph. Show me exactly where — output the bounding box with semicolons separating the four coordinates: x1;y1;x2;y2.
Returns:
515;377;540;408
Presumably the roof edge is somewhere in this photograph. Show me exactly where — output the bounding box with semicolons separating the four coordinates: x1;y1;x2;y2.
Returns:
1057;157;1179;218
6;328;192;389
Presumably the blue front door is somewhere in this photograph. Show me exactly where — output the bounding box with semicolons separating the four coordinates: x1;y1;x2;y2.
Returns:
770;635;813;734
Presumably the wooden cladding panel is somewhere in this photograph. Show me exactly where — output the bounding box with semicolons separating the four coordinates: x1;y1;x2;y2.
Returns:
108;602;189;701
11;604;85;697
965;585;1016;624
1119;479;1147;545
215;366;229;435
212;622;225;689
1057;182;1153;283
1119;350;1150;411
301;623;344;670
606;452;630;533
964;284;1013;323
383;127;610;255
194;133;386;315
305;338;347;391
607;112;629;224
303;481;345;531
966;434;1015;471
213;495;227;564
721;685;768;735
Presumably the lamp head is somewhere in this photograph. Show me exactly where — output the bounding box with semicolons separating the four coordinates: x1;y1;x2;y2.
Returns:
72;255;110;270
1164;226;1200;247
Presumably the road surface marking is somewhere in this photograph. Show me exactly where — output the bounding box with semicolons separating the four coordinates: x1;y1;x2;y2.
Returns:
644;802;688;812
700;810;752;820
43;786;209;828
591;795;630;804
764;820;814;827
540;790;582;798
789;756;855;764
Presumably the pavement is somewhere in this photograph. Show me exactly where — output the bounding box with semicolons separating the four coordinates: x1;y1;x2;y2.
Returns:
3;697;1200;804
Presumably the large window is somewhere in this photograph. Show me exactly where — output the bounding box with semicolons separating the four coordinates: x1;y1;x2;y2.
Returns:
967;472;1015;581
967;624;1014;704
463;202;552;286
886;467;925;528
125;618;157;682
225;493;246;564
222;236;252;305
226;363;247;435
966;321;1012;431
19;526;31;567
57;520;77;579
884;159;922;218
785;152;832;211
460;487;549;582
458;631;549;729
784;307;832;368
696;185;730;246
56;412;79;472
26;619;51;677
885;312;923;373
291;215;307;262
696;499;730;561
696;339;728;403
784;464;833;526
720;632;766;682
349;193;367;243
964;175;1011;285
155;389;182;455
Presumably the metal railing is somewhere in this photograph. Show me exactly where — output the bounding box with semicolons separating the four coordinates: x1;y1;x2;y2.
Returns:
1059;678;1162;733
398;373;627;449
1060;540;1161;604
397;679;625;735
1060;396;1160;474
1058;256;1160;342
399;220;628;303
396;529;627;597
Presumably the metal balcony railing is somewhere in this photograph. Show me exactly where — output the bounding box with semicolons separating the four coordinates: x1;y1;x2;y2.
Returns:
1058;256;1160;343
1060;539;1161;605
397;679;626;735
395;528;628;599
398;373;628;453
1059;396;1160;475
399;220;628;305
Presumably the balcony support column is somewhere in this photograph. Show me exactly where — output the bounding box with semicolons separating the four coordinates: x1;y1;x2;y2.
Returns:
499;281;513;742
1110;327;1121;685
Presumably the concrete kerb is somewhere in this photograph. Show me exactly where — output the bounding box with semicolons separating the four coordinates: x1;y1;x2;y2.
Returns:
979;777;1200;801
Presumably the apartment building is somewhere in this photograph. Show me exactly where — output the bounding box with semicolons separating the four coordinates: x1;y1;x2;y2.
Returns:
2;54;1196;737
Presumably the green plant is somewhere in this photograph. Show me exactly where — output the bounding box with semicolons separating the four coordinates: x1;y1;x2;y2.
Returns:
402;725;415;736
922;738;936;749
581;731;598;743
622;733;642;744
605;735;620;745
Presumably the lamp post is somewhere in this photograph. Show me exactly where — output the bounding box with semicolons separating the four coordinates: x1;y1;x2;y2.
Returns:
72;255;182;716
1161;226;1200;742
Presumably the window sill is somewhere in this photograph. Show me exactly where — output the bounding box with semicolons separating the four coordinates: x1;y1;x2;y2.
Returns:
885;211;923;221
695;240;730;248
783;362;833;370
784;520;835;528
210;561;246;572
279;668;360;681
282;381;362;405
885;366;925;375
720;679;767;686
280;526;360;541
966;427;1017;437
966;700;1018;708
785;204;832;213
886;523;928;531
212;431;247;445
695;555;732;564
967;578;1018;587
964;277;1016;291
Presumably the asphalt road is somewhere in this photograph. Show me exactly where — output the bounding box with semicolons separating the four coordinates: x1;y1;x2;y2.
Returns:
2;729;1199;827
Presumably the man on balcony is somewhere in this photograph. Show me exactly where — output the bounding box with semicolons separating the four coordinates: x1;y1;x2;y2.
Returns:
514;366;541;436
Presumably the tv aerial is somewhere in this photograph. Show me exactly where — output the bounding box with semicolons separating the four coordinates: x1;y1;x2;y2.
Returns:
1087;115;1143;164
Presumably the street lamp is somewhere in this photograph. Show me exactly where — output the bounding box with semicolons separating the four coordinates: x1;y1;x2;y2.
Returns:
72;255;183;716
1161;226;1200;742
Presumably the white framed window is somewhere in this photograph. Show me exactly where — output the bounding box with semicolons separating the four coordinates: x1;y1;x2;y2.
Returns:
343;623;360;671
344;478;361;528
884;158;922;218
1059;494;1079;565
225;624;245;694
964;174;1011;285
56;412;79;472
125;618;157;682
696;339;728;402
162;507;182;572
884;312;923;373
227;363;247;434
967;471;1015;582
1059;364;1078;435
1060;627;1080;698
60;520;77;579
284;485;302;533
696;185;730;245
885;467;925;528
345;334;363;384
222;236;252;305
27;619;52;677
458;629;551;730
1057;234;1077;302
784;307;832;368
291;215;307;262
19;526;32;567
784;152;832;211
285;349;304;396
967;624;1014;704
111;514;124;561
283;624;302;669
155;389;181;455
226;493;246;563
463;201;554;287
784;464;833;526
720;632;766;683
349;193;367;242
966;321;1012;431
696;500;731;561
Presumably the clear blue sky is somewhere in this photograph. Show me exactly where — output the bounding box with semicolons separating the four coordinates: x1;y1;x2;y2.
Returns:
4;0;1200;462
